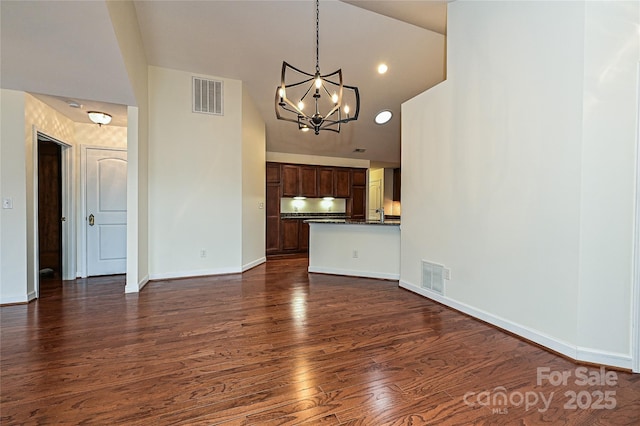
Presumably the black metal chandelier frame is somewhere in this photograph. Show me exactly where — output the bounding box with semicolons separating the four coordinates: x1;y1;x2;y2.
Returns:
275;0;360;135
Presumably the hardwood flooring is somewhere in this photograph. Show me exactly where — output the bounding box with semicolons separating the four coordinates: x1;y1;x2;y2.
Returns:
2;257;639;425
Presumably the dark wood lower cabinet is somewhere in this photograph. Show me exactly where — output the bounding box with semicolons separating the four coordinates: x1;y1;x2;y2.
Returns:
281;220;300;251
299;221;309;251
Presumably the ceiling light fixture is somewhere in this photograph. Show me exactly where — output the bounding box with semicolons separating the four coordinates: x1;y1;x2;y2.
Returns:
377;64;388;74
375;110;393;125
87;111;112;126
275;0;360;135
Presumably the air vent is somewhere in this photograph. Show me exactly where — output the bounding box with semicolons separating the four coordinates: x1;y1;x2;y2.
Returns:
353;148;366;153
193;77;223;115
421;260;444;295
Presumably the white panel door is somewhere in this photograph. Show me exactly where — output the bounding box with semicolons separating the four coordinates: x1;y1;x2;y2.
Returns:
368;178;382;220
86;148;127;276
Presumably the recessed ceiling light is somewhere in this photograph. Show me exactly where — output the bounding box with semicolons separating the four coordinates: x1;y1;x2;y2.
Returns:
67;100;82;108
375;110;393;125
377;63;388;74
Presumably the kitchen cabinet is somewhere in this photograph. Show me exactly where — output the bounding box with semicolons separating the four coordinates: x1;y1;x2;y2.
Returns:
352;168;366;186
299;166;318;197
266;163;368;255
281;165;300;197
281;164;317;197
317;167;335;197
266;162;280;183
281;219;300;251
393;168;401;202
299;221;310;251
350;185;366;220
334;168;351;198
266;182;281;254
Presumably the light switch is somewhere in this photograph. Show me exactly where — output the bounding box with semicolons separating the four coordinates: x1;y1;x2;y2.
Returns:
2;198;13;209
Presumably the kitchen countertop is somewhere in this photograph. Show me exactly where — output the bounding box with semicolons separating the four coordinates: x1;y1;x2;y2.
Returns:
304;218;400;226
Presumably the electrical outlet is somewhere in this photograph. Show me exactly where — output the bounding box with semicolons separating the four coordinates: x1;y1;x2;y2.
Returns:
352;250;358;258
200;249;207;258
444;268;451;280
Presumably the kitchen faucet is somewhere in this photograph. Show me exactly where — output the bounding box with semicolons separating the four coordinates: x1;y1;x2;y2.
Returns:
376;207;385;223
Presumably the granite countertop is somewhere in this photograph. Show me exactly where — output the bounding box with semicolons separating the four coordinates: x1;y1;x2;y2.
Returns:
281;212;348;220
304;218;401;226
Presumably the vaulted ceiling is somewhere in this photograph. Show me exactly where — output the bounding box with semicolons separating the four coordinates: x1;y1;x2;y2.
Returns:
1;0;448;165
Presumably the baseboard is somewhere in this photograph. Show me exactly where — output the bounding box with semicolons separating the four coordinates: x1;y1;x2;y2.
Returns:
576;347;633;370
0;294;28;305
399;280;632;370
149;267;242;281
138;275;149;290
242;257;266;272
309;266;399;281
27;291;37;302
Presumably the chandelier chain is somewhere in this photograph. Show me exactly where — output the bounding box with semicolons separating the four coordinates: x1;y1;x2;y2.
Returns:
315;0;320;74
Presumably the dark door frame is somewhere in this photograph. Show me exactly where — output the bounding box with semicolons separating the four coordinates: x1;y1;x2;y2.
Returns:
33;130;73;298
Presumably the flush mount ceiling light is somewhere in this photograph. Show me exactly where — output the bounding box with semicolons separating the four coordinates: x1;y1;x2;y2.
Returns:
87;111;112;126
275;0;360;135
375;110;393;125
377;64;388;74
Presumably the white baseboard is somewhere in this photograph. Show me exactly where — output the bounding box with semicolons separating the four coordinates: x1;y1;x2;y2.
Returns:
309;266;399;281
0;294;28;305
400;280;632;370
27;291;37;302
149;267;242;281
125;274;149;294
242;257;266;272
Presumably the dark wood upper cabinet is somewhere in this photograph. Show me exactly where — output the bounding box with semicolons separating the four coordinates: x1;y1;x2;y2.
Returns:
352;168;366;186
334;168;351;198
299;166;318;197
266;162;281;183
281;165;300;197
393;168;401;202
317;167;335;197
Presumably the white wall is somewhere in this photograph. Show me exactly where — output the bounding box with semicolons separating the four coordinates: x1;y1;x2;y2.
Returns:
24;93;77;298
0;90;28;303
0;91;128;303
148;66;243;278
401;1;639;369
241;84;266;271
576;1;639;362
106;0;150;292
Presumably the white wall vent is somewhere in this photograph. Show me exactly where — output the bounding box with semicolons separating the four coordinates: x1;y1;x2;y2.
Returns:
193;77;223;115
421;260;445;295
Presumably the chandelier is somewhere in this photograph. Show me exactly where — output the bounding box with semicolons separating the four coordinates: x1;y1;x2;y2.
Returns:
275;0;360;135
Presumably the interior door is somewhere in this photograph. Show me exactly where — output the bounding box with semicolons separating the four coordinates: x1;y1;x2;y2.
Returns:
86;148;127;276
368;178;382;220
38;140;62;279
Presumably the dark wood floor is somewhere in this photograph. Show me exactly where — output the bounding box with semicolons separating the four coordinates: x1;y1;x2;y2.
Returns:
2;257;639;425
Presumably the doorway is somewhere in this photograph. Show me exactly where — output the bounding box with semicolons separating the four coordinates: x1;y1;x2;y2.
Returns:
37;139;62;280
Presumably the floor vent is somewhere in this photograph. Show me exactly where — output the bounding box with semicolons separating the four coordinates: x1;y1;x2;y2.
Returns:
421;260;444;295
193;77;223;115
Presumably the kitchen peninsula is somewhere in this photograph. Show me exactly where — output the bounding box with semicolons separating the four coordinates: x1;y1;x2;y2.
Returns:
306;219;400;280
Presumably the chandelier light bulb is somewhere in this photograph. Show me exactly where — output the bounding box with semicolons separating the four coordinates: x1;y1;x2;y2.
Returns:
331;93;339;104
315;77;322;89
279;88;285;98
344;105;350;115
298;101;304;110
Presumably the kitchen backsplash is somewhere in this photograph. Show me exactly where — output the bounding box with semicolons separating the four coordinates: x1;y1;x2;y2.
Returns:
281;197;347;214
